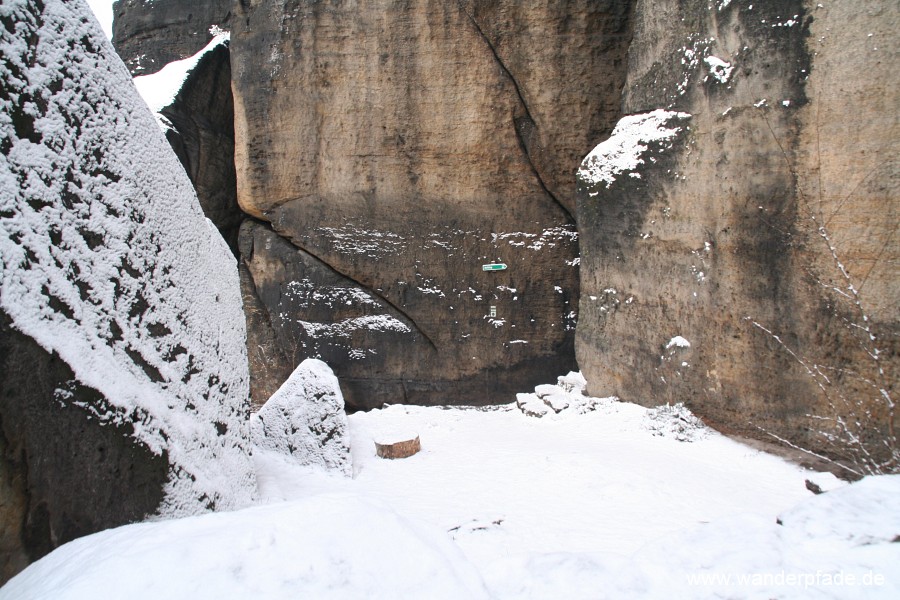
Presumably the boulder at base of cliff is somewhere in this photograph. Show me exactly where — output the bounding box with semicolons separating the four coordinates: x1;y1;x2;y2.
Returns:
252;359;351;476
0;0;255;581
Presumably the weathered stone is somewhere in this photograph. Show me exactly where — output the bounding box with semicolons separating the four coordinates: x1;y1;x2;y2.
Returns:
0;312;168;581
576;0;899;465
229;0;632;408
251;359;351;475
112;0;233;75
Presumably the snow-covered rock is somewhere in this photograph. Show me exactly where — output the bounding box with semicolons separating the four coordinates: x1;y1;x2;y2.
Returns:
534;385;571;413
516;392;551;418
0;0;255;567
577;109;691;192
643;403;708;442
133;31;230;129
557;371;587;394
251;359;351;475
516;373;609;417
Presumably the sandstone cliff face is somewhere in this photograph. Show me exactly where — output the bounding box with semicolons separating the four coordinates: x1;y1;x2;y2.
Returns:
0;0;255;581
111;0;896;465
112;0;232;75
576;0;898;465
230;0;632;409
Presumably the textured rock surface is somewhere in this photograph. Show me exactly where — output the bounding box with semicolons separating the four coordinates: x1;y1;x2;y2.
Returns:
159;42;241;255
0;313;167;583
576;0;899;461
251;359;351;475
230;0;632;409
0;0;255;581
111;0;232;75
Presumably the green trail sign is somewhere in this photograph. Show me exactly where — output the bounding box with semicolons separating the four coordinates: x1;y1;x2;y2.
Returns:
482;263;508;271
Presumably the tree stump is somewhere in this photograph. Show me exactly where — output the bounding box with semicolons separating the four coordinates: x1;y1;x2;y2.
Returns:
375;435;421;459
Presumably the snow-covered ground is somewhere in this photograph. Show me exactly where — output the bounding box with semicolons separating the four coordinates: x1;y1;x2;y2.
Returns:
3;378;898;599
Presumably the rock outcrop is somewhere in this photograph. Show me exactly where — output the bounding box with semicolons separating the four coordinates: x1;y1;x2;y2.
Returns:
0;0;255;582
576;0;898;465
111;0;232;76
251;359;352;475
113;1;635;409
229;0;632;409
157;41;240;255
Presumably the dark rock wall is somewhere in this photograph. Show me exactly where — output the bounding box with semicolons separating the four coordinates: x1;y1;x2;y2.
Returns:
160;42;241;256
576;0;899;463
230;0;632;409
0;312;167;581
112;0;233;75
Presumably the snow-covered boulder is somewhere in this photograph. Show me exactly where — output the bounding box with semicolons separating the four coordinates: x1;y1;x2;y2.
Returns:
0;0;255;575
252;359;351;475
557;371;587;394
516;373;609;418
643;403;708;442
534;384;571;413
777;475;900;546
516;392;551;418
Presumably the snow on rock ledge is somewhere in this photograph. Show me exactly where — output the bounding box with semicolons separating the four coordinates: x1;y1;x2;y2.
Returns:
577;109;691;193
133;30;230;131
0;0;255;522
252;359;351;475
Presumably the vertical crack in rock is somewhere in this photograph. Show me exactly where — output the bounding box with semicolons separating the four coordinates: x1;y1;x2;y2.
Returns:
239;238;281;344
457;2;575;223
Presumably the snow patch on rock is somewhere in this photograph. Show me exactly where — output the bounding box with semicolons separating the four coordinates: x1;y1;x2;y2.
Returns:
133;32;230;130
251;359;351;476
578;110;691;192
666;335;692;349
704;55;734;83
298;314;411;339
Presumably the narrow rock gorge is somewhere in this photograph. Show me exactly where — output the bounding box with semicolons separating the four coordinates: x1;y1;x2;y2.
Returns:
1;0;896;586
115;0;633;409
111;0;897;461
